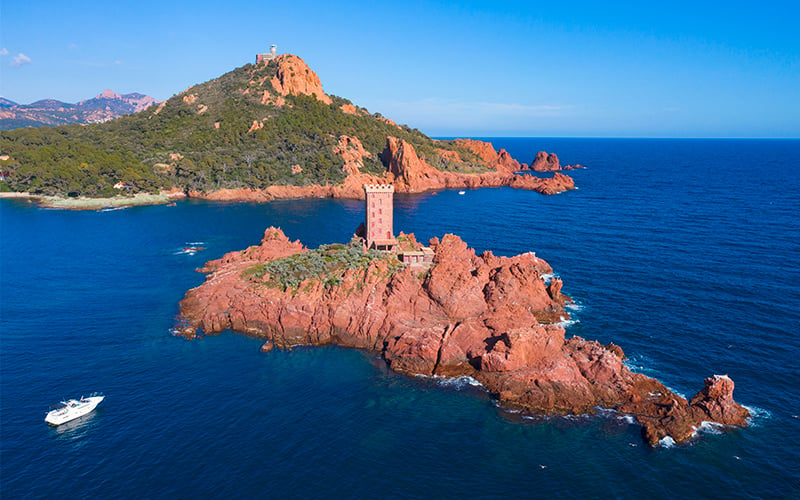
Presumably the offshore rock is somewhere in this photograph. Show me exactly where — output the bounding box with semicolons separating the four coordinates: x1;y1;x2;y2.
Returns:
178;228;749;446
528;151;585;172
531;151;562;172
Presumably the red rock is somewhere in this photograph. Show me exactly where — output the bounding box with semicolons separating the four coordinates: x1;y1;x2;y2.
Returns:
527;151;585;172
689;374;750;426
480;325;564;372
381;137;446;192
182;137;576;206
546;278;572;305
490;149;522;173
333;135;371;176
530;151;562;172
270;54;332;105
178;227;748;446
453;139;499;163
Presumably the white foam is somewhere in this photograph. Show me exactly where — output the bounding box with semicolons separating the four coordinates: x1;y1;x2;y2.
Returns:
415;374;484;390
565;302;584;312
594;407;636;424
742;404;772;426
186;241;207;245
540;273;554;283
664;386;688;400
692;421;724;438
556;317;578;328
658;436;676;448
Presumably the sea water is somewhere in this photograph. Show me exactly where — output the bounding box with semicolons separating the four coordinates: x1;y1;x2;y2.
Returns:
1;139;798;498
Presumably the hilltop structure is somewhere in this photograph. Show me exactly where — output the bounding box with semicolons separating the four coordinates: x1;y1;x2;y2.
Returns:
256;45;278;64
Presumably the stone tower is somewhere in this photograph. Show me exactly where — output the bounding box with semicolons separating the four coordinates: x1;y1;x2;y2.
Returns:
363;184;396;251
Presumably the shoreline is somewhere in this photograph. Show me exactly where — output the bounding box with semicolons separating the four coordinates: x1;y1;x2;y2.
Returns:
0;190;186;210
0;138;576;210
0;171;575;211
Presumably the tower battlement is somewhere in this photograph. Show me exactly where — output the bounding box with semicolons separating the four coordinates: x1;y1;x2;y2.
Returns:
363;184;394;193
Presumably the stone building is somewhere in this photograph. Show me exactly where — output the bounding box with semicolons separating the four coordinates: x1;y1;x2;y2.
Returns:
363;184;396;251
398;247;434;266
256;45;278;64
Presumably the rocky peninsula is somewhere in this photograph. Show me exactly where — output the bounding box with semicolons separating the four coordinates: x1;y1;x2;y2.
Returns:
179;221;749;446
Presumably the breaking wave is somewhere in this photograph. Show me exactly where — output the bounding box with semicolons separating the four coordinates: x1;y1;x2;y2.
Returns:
658;436;676;448
743;405;772;426
415;374;484;391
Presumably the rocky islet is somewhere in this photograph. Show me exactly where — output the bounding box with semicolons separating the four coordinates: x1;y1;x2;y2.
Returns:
178;225;749;446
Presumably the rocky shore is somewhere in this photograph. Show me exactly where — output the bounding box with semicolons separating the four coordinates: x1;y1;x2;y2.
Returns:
2;138;575;210
178;227;749;446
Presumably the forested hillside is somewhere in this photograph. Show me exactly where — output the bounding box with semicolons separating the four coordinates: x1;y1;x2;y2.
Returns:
0;55;486;197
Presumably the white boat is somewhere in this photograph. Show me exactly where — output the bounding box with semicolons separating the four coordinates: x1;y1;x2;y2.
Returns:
45;393;104;425
458;190;466;195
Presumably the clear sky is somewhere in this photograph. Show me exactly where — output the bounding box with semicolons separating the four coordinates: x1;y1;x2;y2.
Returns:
1;0;798;137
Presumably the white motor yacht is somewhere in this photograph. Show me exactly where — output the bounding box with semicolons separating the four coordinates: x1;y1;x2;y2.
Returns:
45;393;104;425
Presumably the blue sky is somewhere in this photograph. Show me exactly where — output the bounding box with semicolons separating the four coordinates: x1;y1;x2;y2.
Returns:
1;0;798;137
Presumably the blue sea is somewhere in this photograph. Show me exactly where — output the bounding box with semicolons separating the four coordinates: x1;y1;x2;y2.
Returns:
1;139;799;498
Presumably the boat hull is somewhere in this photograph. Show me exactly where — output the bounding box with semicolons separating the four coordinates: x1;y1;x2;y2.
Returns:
45;395;104;425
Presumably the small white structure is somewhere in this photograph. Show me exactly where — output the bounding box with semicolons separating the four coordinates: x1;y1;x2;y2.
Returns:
256;44;278;64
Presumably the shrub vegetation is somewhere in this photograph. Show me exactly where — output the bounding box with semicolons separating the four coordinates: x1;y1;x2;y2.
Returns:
0;60;488;197
244;237;402;291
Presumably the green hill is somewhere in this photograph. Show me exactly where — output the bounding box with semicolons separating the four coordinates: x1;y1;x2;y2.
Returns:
0;54;486;197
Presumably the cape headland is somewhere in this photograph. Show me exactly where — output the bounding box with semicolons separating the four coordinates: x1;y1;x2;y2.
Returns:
178;185;749;446
0;50;575;209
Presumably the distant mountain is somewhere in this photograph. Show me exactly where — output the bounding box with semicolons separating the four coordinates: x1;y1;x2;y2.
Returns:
77;90;158;114
0;91;159;130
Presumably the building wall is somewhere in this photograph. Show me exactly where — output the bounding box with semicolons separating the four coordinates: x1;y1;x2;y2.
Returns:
364;185;394;247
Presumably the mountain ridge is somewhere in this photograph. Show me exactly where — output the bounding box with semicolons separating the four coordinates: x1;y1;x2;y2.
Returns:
0;91;158;131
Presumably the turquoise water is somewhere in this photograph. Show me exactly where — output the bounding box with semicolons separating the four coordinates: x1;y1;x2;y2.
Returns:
1;139;798;497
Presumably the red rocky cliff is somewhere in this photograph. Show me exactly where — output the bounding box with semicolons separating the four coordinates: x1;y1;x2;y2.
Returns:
270;54;332;105
381;137;574;195
186;138;575;204
179;228;749;446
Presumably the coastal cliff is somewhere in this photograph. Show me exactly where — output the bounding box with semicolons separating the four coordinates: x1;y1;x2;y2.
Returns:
178;228;749;446
185;137;575;204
